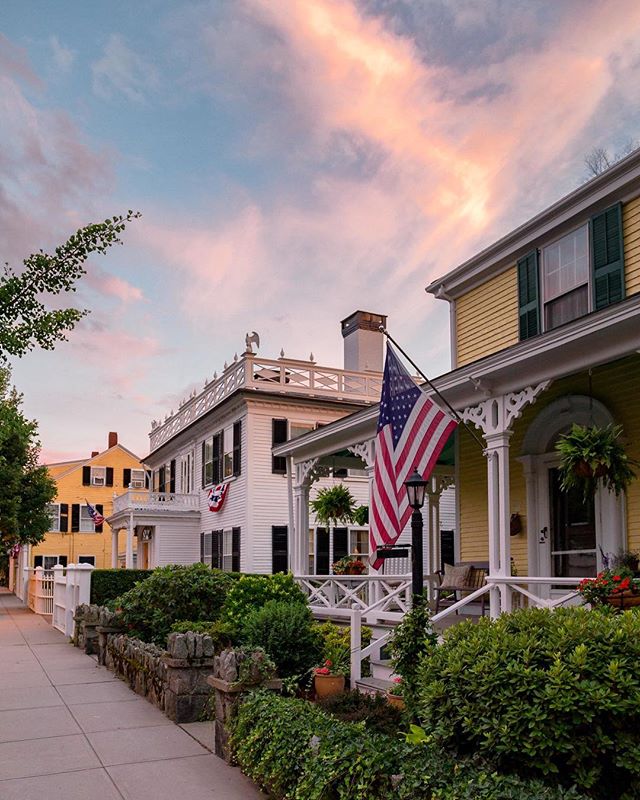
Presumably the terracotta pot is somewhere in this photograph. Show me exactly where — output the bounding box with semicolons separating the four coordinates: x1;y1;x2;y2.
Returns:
574;461;608;479
314;673;345;698
386;691;405;710
605;591;640;609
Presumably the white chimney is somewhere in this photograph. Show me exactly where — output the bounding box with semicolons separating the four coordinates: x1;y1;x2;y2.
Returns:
341;311;387;372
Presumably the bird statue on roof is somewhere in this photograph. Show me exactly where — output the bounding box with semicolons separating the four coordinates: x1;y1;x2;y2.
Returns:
245;331;260;354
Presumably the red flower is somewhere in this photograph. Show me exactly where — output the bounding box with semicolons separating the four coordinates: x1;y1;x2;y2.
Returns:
613;575;621;582
393;677;402;684
324;660;332;667
315;667;330;675
620;578;631;590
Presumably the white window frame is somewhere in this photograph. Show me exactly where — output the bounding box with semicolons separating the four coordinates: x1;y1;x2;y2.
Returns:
290;421;315;441
130;469;146;489
43;555;65;569
541;224;591;331
79;504;97;532
222;529;233;572
77;555;96;565
47;503;60;532
308;528;315;574
349;528;369;559
90;466;106;486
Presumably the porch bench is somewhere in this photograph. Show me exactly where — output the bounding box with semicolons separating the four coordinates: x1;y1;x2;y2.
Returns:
433;561;489;617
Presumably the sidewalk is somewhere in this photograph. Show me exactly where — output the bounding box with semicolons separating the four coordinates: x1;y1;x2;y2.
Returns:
0;589;263;799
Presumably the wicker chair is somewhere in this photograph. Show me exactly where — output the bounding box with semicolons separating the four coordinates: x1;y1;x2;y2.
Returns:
433;561;489;616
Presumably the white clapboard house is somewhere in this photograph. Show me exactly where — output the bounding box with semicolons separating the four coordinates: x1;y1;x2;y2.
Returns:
107;312;406;573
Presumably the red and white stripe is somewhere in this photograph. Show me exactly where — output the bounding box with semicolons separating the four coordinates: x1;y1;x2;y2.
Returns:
370;394;457;569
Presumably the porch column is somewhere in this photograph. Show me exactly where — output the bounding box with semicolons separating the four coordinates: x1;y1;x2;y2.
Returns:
111;527;119;569
125;525;134;569
293;482;310;574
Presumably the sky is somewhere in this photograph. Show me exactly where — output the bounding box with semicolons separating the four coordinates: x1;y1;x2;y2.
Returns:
2;0;640;463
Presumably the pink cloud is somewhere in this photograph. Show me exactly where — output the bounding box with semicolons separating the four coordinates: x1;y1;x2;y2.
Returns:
84;265;145;304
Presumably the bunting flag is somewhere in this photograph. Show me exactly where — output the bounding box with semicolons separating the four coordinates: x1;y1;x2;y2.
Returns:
208;482;229;512
370;345;457;569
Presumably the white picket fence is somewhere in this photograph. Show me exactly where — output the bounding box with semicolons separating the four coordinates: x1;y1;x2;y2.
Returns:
51;564;94;636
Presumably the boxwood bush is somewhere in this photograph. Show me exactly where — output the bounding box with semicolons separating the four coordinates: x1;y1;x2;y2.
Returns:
415;607;640;799
221;572;308;632
90;569;151;607
230;691;586;800
114;563;234;645
240;600;322;678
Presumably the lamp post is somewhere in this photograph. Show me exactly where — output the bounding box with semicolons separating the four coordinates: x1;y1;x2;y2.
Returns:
404;469;428;603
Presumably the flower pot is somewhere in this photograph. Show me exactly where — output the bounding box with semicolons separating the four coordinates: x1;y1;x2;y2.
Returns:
386;691;405;710
605;591;640;609
314;673;345;698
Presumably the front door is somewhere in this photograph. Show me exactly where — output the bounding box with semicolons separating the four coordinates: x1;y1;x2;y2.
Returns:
548;468;597;579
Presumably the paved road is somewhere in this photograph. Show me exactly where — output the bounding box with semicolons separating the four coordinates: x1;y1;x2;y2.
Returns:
0;589;263;799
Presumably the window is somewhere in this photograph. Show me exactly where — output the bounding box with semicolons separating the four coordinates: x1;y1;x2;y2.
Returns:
223;529;233;571
308;528;315;574
350;529;369;559
272;526;288;573
181;452;194;494
37;555;68;569
47;504;60;532
91;466;106;486
209;529;239;572
78;555;95;565
272;419;288;473
223;425;234;479
80;505;97;532
202;439;213;487
542;225;589;329
290;422;314;440
130;469;146;488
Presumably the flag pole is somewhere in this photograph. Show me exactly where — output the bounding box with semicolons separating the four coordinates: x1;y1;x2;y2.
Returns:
379;326;486;452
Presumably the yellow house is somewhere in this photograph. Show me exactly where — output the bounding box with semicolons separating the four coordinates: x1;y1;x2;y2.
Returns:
277;149;640;621
32;432;147;569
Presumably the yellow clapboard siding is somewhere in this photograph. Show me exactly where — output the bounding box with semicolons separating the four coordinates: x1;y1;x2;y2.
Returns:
455;268;518;367
623;197;640;296
458;355;640;568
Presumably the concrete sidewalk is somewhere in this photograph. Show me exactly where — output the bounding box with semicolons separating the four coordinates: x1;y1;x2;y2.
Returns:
0;589;263;799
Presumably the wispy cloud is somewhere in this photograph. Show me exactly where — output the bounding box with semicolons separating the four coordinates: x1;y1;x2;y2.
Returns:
91;34;159;102
83;265;145;304
49;35;74;73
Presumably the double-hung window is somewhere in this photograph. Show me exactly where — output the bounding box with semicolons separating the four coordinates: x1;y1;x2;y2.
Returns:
202;423;241;487
542;225;590;329
47;504;60;532
79;505;97;532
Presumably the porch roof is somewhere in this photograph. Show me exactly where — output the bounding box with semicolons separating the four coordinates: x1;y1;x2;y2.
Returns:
274;294;640;462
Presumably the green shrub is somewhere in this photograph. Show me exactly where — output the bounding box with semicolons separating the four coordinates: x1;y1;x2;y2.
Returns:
415;607;640;798
230;691;587;800
317;689;403;735
115;563;234;645
240;600;321;678
315;621;372;677
90;569;151;607
169;619;236;652
222;572;307;632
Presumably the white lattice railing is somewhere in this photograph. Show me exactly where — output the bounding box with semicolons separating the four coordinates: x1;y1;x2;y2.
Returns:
149;355;383;451
112;491;199;514
296;574;413;622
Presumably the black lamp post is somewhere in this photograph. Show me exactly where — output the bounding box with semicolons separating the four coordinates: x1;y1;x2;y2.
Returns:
405;468;428;603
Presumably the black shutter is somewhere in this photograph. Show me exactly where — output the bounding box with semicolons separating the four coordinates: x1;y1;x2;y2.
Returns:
59;556;68;567
212;434;222;484
34;555;43;567
272;526;289;573
200;532;204;563
201;441;206;488
106;467;114;487
71;504;80;533
145;471;150;489
59;503;69;533
123;468;131;488
211;530;223;569
333;467;348;478
517;250;540;340
169;460;176;493
440;530;455;573
233;421;241;477
333;527;349;565
95;504;104;533
272;418;288;474
158;466;165;493
316;527;329;575
232;527;241;573
82;466;91;486
591;203;625;310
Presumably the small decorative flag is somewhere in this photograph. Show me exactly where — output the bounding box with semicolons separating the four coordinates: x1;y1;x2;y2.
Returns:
85;500;105;527
208;483;229;512
370;345;457;569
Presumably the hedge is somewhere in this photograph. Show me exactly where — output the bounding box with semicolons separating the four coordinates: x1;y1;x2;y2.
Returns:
90;569;151;606
415;607;640;799
230;691;586;800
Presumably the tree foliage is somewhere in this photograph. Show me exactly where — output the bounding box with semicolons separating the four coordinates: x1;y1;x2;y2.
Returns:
0;211;140;361
0;368;56;549
584;140;639;178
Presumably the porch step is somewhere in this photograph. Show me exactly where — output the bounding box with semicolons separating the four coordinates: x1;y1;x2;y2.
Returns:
370;659;393;681
355;676;393;696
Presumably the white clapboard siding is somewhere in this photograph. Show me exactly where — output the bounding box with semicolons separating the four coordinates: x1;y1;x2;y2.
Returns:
155;518;202;566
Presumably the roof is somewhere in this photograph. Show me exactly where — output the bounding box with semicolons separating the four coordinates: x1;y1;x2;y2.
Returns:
44;443;145;481
426;148;640;299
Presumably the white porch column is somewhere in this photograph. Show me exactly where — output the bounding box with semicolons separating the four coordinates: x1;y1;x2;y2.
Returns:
111;527;119;569
462;382;550;618
125;526;134;569
293;481;310;575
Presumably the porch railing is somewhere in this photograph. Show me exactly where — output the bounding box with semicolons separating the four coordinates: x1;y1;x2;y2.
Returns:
111;490;200;514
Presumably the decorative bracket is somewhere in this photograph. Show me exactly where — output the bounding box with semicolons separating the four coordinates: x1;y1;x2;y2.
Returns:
296;458;330;487
347;440;375;469
461;381;551;438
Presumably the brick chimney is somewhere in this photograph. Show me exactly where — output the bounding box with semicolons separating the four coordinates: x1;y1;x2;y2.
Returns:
341;311;387;372
91;451;99;458
108;432;118;449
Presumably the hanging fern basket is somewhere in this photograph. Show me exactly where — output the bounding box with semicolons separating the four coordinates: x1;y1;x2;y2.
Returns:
310;485;357;527
555;423;638;500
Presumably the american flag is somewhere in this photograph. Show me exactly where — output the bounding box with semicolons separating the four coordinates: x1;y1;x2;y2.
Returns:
85;501;105;527
370;345;457;568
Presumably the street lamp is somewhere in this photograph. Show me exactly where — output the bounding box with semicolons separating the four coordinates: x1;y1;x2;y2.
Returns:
404;469;428;602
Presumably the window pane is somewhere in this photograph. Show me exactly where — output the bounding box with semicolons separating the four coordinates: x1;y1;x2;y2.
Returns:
543;225;589;302
290;423;314;440
47;504;59;532
80;506;95;532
